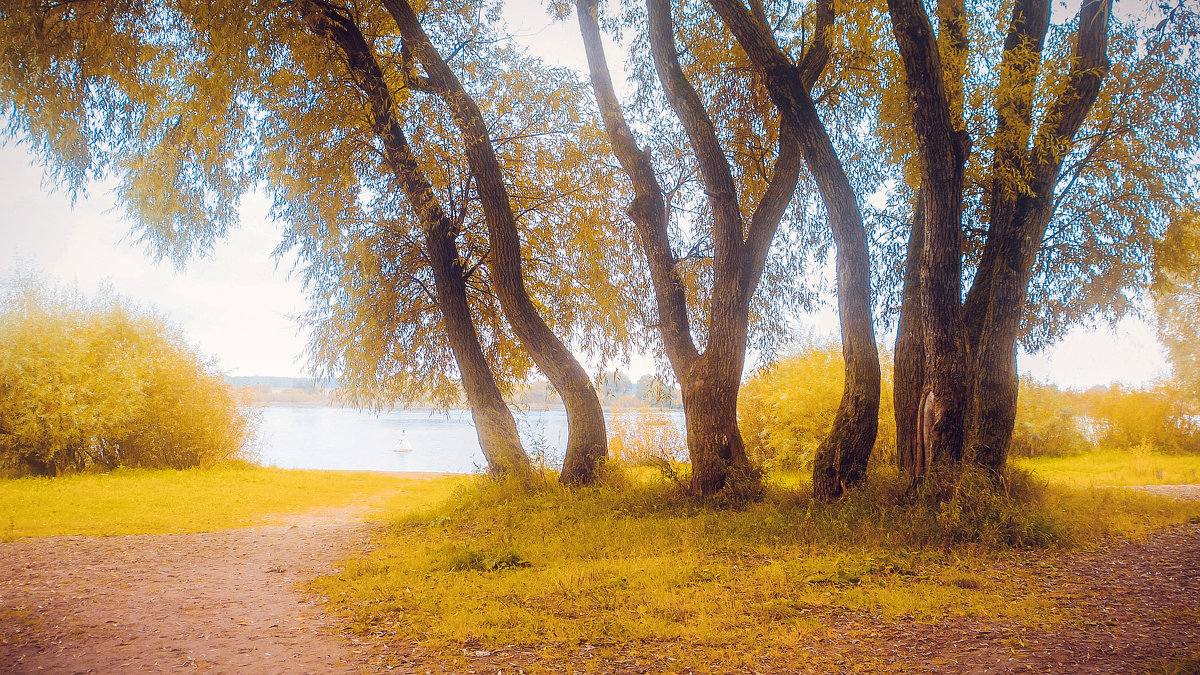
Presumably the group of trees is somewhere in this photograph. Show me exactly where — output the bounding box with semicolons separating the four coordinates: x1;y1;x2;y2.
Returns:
0;277;253;477
2;0;1196;497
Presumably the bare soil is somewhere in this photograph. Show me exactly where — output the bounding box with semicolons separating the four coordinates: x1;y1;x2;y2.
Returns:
0;506;382;674
2;486;1198;674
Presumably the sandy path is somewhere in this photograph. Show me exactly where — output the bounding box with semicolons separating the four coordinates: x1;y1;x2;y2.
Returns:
0;507;380;674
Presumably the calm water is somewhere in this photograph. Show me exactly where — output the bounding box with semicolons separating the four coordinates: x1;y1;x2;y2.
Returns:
252;406;681;473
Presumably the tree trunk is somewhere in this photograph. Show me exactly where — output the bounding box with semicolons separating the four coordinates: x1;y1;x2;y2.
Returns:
424;219;532;478
888;0;971;468
961;0;1111;471
894;196;926;481
385;0;608;485
305;3;532;478
577;0;807;497
680;355;756;496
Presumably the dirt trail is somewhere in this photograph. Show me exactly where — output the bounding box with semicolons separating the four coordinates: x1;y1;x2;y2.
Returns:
0;507;380;674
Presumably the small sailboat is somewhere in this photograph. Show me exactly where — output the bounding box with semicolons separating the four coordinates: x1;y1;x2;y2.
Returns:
395;430;414;453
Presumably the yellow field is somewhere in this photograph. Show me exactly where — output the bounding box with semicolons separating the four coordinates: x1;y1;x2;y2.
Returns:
0;463;464;540
1015;449;1200;487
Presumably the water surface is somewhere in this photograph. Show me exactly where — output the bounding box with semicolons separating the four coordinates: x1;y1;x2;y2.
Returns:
253;407;584;473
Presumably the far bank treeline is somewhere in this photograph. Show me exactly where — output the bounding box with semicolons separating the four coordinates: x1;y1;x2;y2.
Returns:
2;0;1197;497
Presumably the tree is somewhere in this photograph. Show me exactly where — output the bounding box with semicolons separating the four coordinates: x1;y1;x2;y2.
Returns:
881;0;1200;481
1081;381;1200;453
0;276;253;477
1008;378;1091;458
574;0;844;496
0;0;637;482
705;0;882;499
371;0;621;483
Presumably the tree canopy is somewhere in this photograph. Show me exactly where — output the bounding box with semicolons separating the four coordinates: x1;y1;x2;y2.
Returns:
1153;210;1200;401
1;0;648;481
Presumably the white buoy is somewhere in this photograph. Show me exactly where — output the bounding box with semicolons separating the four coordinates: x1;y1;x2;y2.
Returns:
395;429;414;453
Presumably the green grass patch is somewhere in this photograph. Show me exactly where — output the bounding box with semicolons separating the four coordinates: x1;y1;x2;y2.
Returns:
0;463;465;540
1015;449;1200;487
313;467;1200;672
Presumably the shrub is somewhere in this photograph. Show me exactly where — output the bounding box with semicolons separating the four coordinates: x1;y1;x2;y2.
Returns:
738;342;896;472
607;407;687;465
1009;378;1092;457
0;275;255;476
1081;381;1200;454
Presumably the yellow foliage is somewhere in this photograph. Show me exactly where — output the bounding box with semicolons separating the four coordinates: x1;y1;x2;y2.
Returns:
1009;378;1091;457
739;343;895;472
0;275;254;477
1081;382;1200;454
606;408;687;465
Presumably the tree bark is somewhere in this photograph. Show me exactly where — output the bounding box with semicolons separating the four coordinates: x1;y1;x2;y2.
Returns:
304;2;531;478
383;0;608;485
709;0;881;501
894;195;926;482
962;0;1111;471
887;0;971;468
680;354;757;496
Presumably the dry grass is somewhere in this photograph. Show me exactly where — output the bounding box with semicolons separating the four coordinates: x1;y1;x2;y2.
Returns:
312;464;1200;671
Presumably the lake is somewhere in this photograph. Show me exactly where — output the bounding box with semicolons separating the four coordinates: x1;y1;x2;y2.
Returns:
251;406;683;474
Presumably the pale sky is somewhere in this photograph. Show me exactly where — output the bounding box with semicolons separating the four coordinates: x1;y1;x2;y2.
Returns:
0;0;1173;389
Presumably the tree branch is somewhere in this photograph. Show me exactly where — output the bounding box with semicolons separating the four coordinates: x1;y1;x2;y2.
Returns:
646;0;742;268
575;0;699;369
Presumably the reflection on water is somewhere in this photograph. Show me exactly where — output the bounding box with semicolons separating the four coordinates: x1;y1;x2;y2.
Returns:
251;406;681;474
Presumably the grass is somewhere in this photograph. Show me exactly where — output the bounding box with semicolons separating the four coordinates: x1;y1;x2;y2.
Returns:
311;463;1200;673
0;463;465;540
1015;449;1200;487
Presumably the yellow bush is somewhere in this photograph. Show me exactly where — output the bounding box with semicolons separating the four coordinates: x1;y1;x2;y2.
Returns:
0;276;255;476
738;343;895;472
1009;378;1092;457
1082;381;1200;454
607;407;687;465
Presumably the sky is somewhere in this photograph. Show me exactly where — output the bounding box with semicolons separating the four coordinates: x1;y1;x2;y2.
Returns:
0;1;1174;390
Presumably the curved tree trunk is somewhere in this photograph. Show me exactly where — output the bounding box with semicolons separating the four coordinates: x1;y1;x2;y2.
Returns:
425;221;532;478
710;0;881;501
383;0;608;485
305;3;531;478
961;0;1111;472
